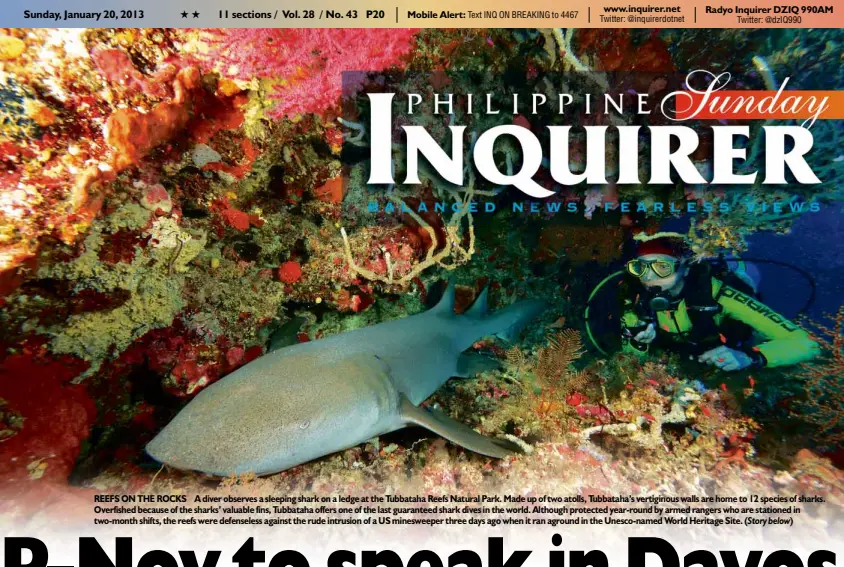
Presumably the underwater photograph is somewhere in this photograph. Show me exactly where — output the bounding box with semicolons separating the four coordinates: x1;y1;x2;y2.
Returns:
0;28;841;528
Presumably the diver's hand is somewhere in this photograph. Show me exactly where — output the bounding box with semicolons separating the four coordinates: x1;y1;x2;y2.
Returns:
633;323;657;344
698;346;753;372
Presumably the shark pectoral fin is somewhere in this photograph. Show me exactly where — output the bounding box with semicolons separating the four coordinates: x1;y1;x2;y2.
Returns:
399;396;522;458
455;352;501;378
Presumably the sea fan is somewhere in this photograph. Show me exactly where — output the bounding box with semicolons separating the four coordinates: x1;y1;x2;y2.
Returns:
504;345;529;378
535;329;585;389
797;306;844;449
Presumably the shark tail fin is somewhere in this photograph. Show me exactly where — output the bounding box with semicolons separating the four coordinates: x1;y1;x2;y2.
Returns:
484;298;548;343
400;396;522;458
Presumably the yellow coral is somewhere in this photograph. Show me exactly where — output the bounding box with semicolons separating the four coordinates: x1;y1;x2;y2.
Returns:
0;35;25;61
45;218;206;372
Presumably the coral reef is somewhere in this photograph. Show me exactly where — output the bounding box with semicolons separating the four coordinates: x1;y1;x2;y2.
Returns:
201;29;419;119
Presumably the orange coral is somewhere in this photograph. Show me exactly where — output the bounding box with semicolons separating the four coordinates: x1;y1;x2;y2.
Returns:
313;177;346;204
105;67;200;170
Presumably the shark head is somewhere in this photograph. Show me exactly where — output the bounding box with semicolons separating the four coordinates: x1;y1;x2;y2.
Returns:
145;352;401;476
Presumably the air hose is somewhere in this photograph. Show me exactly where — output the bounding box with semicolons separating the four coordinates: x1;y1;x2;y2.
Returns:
584;270;624;356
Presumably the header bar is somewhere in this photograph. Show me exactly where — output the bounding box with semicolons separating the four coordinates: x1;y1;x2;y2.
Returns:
6;0;842;27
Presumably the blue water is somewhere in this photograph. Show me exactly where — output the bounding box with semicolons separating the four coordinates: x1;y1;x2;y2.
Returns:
746;202;844;321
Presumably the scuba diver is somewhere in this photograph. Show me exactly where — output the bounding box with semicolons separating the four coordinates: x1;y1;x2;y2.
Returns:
617;235;820;371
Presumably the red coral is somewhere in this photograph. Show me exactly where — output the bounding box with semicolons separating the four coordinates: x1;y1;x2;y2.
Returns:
202;138;256;180
453;285;476;315
513;115;531;130
324;127;344;152
401;190;447;253
188;92;248;144
278;261;303;284
212;197;259;232
412;277;428;302
0;346;93;494
244;345;264;363
221;208;250;231
138;183;173;215
575;404;612;419
206;29;419;118
225;346;245;368
336;289;375;313
91;47;170;98
351;294;374;313
576;30;675;73
167;360;213;397
566;392;588;407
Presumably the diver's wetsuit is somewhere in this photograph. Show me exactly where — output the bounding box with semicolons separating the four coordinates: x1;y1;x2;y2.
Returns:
621;277;819;368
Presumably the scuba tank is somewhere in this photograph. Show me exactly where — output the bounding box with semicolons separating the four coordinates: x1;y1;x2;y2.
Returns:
707;255;760;296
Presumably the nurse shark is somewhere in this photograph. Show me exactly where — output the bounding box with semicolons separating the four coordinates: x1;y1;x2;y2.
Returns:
146;280;546;476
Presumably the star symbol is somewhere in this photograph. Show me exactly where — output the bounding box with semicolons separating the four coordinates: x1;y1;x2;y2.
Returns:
181;10;187;17
192;10;199;17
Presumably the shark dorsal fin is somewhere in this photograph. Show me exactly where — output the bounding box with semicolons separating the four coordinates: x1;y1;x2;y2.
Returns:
431;277;456;314
464;286;488;319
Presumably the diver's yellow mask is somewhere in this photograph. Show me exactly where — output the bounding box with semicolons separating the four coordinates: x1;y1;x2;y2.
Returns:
625;258;679;279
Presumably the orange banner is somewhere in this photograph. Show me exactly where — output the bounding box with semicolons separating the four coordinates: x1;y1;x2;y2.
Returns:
674;90;844;121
